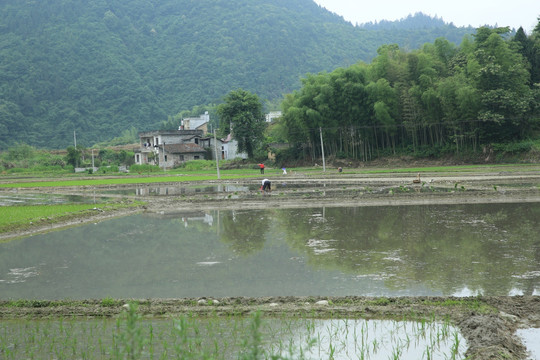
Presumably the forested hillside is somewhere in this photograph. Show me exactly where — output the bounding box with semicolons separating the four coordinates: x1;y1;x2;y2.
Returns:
0;0;475;149
279;25;540;163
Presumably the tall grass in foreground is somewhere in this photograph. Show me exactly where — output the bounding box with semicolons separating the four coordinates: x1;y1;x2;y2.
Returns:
0;303;466;359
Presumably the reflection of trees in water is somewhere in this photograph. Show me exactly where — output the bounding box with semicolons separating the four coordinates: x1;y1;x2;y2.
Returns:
219;210;270;255
500;206;540;296
275;204;540;295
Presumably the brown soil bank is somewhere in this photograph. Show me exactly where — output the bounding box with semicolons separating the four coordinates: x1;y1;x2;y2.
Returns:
1;296;539;360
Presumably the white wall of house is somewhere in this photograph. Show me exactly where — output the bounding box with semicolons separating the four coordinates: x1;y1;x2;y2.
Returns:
265;111;282;122
221;140;247;160
160;152;204;169
136;130;204;167
136;128;249;166
183;112;210;130
134;149;158;166
207;135;248;160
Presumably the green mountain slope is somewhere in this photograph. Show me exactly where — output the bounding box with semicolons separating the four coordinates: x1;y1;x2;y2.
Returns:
0;0;475;149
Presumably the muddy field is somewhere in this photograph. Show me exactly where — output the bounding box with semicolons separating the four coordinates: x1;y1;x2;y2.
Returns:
2;168;540;359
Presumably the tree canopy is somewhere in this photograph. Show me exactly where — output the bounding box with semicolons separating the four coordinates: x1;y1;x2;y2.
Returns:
0;0;477;149
280;24;540;162
217;89;266;159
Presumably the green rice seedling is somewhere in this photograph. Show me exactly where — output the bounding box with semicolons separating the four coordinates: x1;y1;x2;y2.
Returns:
239;311;265;360
328;341;336;359
0;202;142;234
171;317;193;358
0;174;254;189
0;312;467;360
113;302;146;360
71;336;77;357
425;344;432;360
448;330;461;360
372;337;379;353
391;345;403;360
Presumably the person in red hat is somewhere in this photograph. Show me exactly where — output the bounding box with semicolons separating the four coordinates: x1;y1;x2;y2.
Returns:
258;163;265;174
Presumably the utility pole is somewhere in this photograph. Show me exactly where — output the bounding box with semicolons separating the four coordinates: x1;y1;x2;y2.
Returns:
162;141;166;172
214;129;221;179
73;130;78;168
319;127;326;172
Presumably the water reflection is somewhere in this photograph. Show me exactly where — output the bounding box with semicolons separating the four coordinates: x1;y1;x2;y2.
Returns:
516;328;540;359
0;203;539;299
99;182;391;197
101;184;251;196
0;193;109;206
274;318;467;360
276;204;540;297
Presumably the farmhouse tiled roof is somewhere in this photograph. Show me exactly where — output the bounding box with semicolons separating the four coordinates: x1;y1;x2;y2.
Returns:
163;143;206;154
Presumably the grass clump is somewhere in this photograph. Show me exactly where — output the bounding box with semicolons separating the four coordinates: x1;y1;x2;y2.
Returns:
423;297;495;314
101;297;120;307
370;297;391;306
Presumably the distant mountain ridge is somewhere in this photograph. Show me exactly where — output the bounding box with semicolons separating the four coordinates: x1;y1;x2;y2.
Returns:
0;0;476;149
360;12;449;30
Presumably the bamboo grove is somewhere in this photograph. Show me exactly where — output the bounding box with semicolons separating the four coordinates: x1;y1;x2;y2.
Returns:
281;24;540;161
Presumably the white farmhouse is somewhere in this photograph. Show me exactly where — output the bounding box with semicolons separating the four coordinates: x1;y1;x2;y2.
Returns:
134;112;248;169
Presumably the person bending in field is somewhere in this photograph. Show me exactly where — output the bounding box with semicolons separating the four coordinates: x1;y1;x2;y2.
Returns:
261;178;271;192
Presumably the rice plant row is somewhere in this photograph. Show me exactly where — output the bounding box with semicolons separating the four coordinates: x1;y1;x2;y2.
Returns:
0;303;466;360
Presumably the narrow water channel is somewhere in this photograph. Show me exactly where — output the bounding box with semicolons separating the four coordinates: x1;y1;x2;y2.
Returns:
1;203;539;299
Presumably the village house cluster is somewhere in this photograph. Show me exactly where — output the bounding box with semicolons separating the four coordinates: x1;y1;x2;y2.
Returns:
134;112;249;169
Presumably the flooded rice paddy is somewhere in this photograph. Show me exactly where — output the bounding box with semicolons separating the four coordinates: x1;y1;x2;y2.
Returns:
516;328;540;360
98;182;480;198
1;202;539;299
0;192;110;206
2;173;540;360
0;313;467;359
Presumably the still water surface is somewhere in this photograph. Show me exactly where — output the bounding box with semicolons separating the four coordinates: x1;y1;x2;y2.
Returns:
1;203;539;299
0;193;110;206
516;328;540;360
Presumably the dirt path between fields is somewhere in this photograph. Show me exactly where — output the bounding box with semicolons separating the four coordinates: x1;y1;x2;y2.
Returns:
1;169;540;359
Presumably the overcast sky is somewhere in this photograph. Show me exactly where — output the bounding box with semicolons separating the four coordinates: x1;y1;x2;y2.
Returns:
313;0;539;33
